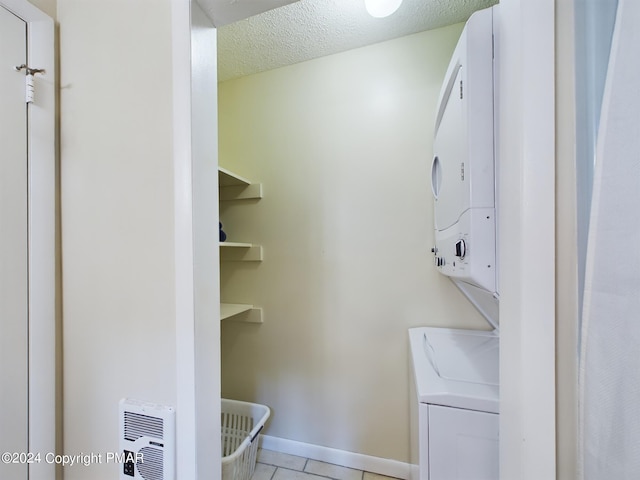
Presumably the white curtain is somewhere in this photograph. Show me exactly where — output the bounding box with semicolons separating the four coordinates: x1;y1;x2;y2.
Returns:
579;0;640;478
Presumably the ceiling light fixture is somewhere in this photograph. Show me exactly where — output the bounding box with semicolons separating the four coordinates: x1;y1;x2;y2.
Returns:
364;0;403;18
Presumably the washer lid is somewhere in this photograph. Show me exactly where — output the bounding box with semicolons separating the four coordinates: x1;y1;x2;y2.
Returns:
409;327;499;413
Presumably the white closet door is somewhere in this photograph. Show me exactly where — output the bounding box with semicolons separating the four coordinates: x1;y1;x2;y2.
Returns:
0;5;29;480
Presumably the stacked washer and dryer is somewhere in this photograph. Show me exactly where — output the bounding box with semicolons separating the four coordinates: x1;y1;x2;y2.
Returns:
409;6;500;480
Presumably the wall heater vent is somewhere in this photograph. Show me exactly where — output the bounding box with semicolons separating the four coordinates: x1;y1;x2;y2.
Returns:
124;412;164;441
119;399;175;480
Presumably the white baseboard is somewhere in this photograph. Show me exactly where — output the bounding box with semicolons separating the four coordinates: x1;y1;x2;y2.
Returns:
259;435;411;479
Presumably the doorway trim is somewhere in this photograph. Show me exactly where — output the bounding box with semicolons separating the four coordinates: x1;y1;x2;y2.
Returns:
0;1;55;478
497;0;556;478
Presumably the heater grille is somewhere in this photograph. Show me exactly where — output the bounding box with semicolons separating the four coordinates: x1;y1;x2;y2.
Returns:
137;447;163;480
124;412;164;442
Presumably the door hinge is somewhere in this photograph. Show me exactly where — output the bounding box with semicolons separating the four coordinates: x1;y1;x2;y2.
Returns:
14;64;46;104
460;80;464;99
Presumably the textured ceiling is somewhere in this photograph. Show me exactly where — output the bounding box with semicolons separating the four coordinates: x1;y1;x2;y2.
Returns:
197;0;300;28
216;0;498;82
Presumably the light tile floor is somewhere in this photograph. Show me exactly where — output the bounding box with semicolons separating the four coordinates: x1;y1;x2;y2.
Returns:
252;449;402;480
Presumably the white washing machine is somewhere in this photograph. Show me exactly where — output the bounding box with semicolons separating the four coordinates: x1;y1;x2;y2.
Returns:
409;327;499;480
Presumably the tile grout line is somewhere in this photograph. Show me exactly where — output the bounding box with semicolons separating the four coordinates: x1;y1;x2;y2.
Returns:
262;463;361;480
255;450;400;480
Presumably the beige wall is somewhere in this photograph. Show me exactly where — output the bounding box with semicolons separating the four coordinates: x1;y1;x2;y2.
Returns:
58;1;176;478
218;23;489;462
